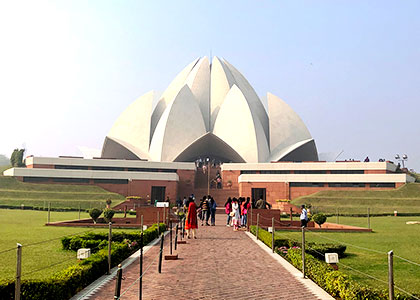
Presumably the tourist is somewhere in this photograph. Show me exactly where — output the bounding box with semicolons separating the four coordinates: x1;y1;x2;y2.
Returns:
185;197;198;238
199;196;210;226
225;197;232;226
364;156;370;162
182;196;188;212
232;198;241;231
300;204;308;228
241;197;250;227
210;196;217;226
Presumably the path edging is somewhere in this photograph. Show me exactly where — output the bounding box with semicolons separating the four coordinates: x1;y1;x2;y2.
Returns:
244;231;334;300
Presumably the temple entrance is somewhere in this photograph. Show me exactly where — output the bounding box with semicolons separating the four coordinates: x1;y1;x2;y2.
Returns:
151;186;166;202
252;188;266;201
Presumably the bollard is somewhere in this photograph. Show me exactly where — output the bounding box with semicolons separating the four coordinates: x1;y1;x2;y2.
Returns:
114;264;123;299
249;207;253;231
139;233;143;300
170;220;173;255
367;207;371;229
272;217;275;253
78;204;81;220
388;250;394;300
158;233;164;273
108;222;112;275
336;208;339;224
290;207;293;222
182;217;185;239
256;213;260;241
15;243;22;300
302;226;306;278
175;224;179;250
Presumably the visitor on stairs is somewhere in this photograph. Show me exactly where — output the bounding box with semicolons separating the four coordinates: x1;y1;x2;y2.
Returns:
185;197;198;239
225;197;232;226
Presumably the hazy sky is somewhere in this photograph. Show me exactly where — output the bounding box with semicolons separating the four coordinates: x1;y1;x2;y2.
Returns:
0;1;419;170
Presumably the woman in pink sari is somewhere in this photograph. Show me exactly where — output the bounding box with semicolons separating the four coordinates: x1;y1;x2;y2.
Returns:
185;197;198;238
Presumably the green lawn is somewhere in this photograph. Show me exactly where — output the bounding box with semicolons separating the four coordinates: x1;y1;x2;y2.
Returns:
0;176;125;210
0;209;136;281
292;183;420;214
275;216;420;295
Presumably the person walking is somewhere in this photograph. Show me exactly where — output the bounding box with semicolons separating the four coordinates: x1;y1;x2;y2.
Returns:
300;204;308;228
210;196;217;226
185;197;198;238
241;197;250;227
199;196;210;226
232;198;241;231
225;197;232;227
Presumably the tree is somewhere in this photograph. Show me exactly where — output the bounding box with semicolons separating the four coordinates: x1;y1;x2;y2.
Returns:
89;208;103;224
313;213;327;228
10;149;25;167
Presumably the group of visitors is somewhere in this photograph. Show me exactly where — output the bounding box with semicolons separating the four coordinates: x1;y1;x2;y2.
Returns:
183;194;217;239
224;197;251;231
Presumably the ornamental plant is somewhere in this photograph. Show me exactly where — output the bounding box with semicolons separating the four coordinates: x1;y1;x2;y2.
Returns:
89;208;102;224
103;208;115;223
313;213;327;228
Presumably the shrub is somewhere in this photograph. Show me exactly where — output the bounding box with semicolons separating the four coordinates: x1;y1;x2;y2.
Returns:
89;208;102;224
312;213;327;227
0;223;167;300
103;209;115;223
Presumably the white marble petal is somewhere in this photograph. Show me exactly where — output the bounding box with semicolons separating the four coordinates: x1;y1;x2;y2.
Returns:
185;57;211;130
267;92;312;156
107;90;157;159
149;85;207;162
213;85;269;163
222;58;269;141
210;57;236;130
150;58;199;140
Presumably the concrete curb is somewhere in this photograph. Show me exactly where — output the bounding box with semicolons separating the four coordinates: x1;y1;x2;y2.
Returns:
244;231;334;300
71;231;169;300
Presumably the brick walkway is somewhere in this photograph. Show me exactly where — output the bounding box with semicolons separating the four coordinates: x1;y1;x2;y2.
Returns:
89;215;322;300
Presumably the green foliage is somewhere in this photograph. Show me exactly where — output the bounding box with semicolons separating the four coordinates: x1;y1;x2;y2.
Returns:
89;208;102;224
103;208;115;223
0;223;166;300
285;249;418;300
312;213;327;227
10;149;25;167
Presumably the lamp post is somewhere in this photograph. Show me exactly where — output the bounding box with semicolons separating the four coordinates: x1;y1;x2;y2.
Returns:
395;154;408;168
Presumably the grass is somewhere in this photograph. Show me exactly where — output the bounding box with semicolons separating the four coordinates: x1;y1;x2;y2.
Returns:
275;216;420;295
0;176;125;210
292;182;420;214
0;209;137;281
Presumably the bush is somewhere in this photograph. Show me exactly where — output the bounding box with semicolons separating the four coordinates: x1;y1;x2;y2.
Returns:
89;208;102;224
312;213;327;227
103;209;115;223
0;223;167;300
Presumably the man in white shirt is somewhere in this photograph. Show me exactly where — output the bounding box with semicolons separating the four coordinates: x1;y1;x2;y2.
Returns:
300;205;308;227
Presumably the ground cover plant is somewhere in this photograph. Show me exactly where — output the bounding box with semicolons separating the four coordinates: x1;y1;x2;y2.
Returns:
0;209;136;281
274;216;420;296
0;176;125;210
292;183;420;215
0;209;165;300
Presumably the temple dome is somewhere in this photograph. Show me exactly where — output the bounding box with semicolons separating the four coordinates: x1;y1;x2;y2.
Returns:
101;57;318;163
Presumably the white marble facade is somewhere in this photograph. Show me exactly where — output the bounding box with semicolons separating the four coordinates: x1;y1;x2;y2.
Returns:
102;57;318;163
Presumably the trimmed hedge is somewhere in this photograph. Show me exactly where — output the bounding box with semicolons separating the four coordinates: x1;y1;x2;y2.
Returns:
0;223;166;300
249;225;346;258
250;226;418;300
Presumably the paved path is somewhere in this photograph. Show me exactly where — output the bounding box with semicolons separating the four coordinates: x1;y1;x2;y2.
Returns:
88;215;325;300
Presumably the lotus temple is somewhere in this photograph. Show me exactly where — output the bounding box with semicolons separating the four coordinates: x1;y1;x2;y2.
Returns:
3;57;415;206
